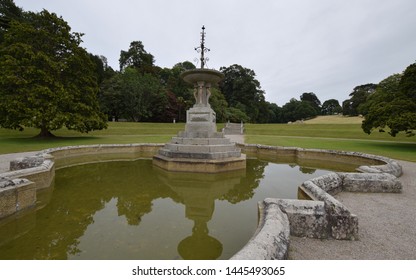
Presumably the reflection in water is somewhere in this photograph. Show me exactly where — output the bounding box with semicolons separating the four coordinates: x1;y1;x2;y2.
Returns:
158;170;245;259
0;158;338;260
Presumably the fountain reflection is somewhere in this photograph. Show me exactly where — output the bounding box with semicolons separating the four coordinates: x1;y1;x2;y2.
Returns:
156;169;246;259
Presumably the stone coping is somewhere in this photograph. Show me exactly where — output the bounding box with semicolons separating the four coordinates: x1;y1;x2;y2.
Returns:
239;144;402;177
0;143;404;259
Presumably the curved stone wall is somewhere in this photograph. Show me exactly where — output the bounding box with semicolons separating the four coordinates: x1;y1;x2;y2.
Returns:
230;144;403;259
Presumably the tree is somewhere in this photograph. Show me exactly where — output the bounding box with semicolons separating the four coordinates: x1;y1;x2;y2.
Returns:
209;87;228;123
119;41;155;73
321;99;342;115
267;102;283;123
362;65;416;137
99;72;123;121
159;62;195;121
342;83;377;116
225;107;250;123
300;92;321;114
219;64;266;122
294;101;318;120
281;98;300;123
399;62;416;100
118;68;165;122
281;98;318;122
0;0;23;43
0;10;107;137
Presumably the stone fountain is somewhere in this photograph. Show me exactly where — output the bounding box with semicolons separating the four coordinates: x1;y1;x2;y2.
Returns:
153;26;246;173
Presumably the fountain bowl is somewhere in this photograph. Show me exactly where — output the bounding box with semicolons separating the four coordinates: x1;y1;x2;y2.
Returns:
180;69;224;85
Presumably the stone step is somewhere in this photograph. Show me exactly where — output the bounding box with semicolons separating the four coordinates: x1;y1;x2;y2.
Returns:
178;131;224;138
158;148;241;160
171;137;231;145
164;143;239;154
223;123;244;135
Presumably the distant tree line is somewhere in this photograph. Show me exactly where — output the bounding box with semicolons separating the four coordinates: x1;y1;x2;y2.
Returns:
1;0;414;137
94;43;345;125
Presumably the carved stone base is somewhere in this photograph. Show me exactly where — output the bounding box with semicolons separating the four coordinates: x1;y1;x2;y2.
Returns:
153;154;246;173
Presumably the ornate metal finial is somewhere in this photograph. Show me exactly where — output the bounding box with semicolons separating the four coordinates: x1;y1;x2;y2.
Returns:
194;25;210;69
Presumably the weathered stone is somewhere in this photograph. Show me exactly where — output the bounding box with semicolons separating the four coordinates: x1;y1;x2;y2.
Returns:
230;199;290;260
10;156;44;171
277;199;328;239
339;172;402;193
0;178;36;219
299;179;359;240
309;173;343;195
0;177;15;188
153;154;246;173
223;122;244;135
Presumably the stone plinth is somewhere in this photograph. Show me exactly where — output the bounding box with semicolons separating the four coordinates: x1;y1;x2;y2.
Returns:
153;153;246;173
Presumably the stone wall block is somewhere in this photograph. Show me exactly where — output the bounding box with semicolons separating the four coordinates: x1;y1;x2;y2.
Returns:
309;173;343;195
323;197;359;240
0;179;36;219
339;172;402;193
277;199;329;239
10;156;44;171
231;199;290;260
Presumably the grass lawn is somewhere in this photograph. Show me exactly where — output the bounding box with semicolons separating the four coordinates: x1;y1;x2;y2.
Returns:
0;122;185;154
0;116;415;162
245;116;416;162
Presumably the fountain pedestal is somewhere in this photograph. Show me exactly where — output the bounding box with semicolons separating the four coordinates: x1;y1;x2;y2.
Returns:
153;69;246;173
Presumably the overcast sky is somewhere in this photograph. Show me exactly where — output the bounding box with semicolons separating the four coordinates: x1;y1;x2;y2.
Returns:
14;0;416;106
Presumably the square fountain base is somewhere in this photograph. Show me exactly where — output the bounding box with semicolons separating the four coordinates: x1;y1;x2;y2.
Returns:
152;154;246;173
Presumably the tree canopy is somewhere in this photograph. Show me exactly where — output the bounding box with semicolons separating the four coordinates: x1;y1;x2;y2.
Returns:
0;9;106;137
0;0;23;43
119;41;155;73
3;1;415;132
219;64;266;123
362;64;416;137
321;99;342;115
342;83;377;116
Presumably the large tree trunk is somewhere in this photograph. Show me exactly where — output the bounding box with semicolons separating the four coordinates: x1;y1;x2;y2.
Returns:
36;126;55;138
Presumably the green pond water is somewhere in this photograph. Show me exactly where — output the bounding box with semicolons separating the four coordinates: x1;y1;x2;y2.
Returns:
0;157;357;260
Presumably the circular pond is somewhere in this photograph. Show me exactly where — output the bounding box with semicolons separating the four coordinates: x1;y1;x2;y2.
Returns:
0;156;359;260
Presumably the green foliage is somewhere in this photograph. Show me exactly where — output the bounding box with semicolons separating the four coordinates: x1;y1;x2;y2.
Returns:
121;68;165;122
225;107;250;123
280;98;318;122
342;83;377;116
209;87;228;122
300;92;321;114
100;68;165;122
321;99;342;115
119;41;155;73
0;0;23;42
399;62;416;100
362;66;416;137
219;64;266;122
0;9;107;137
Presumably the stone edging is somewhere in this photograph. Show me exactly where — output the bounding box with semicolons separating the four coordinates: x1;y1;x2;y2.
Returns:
230;144;403;259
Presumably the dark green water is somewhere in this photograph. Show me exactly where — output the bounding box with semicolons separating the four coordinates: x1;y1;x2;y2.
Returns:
0;158;352;260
